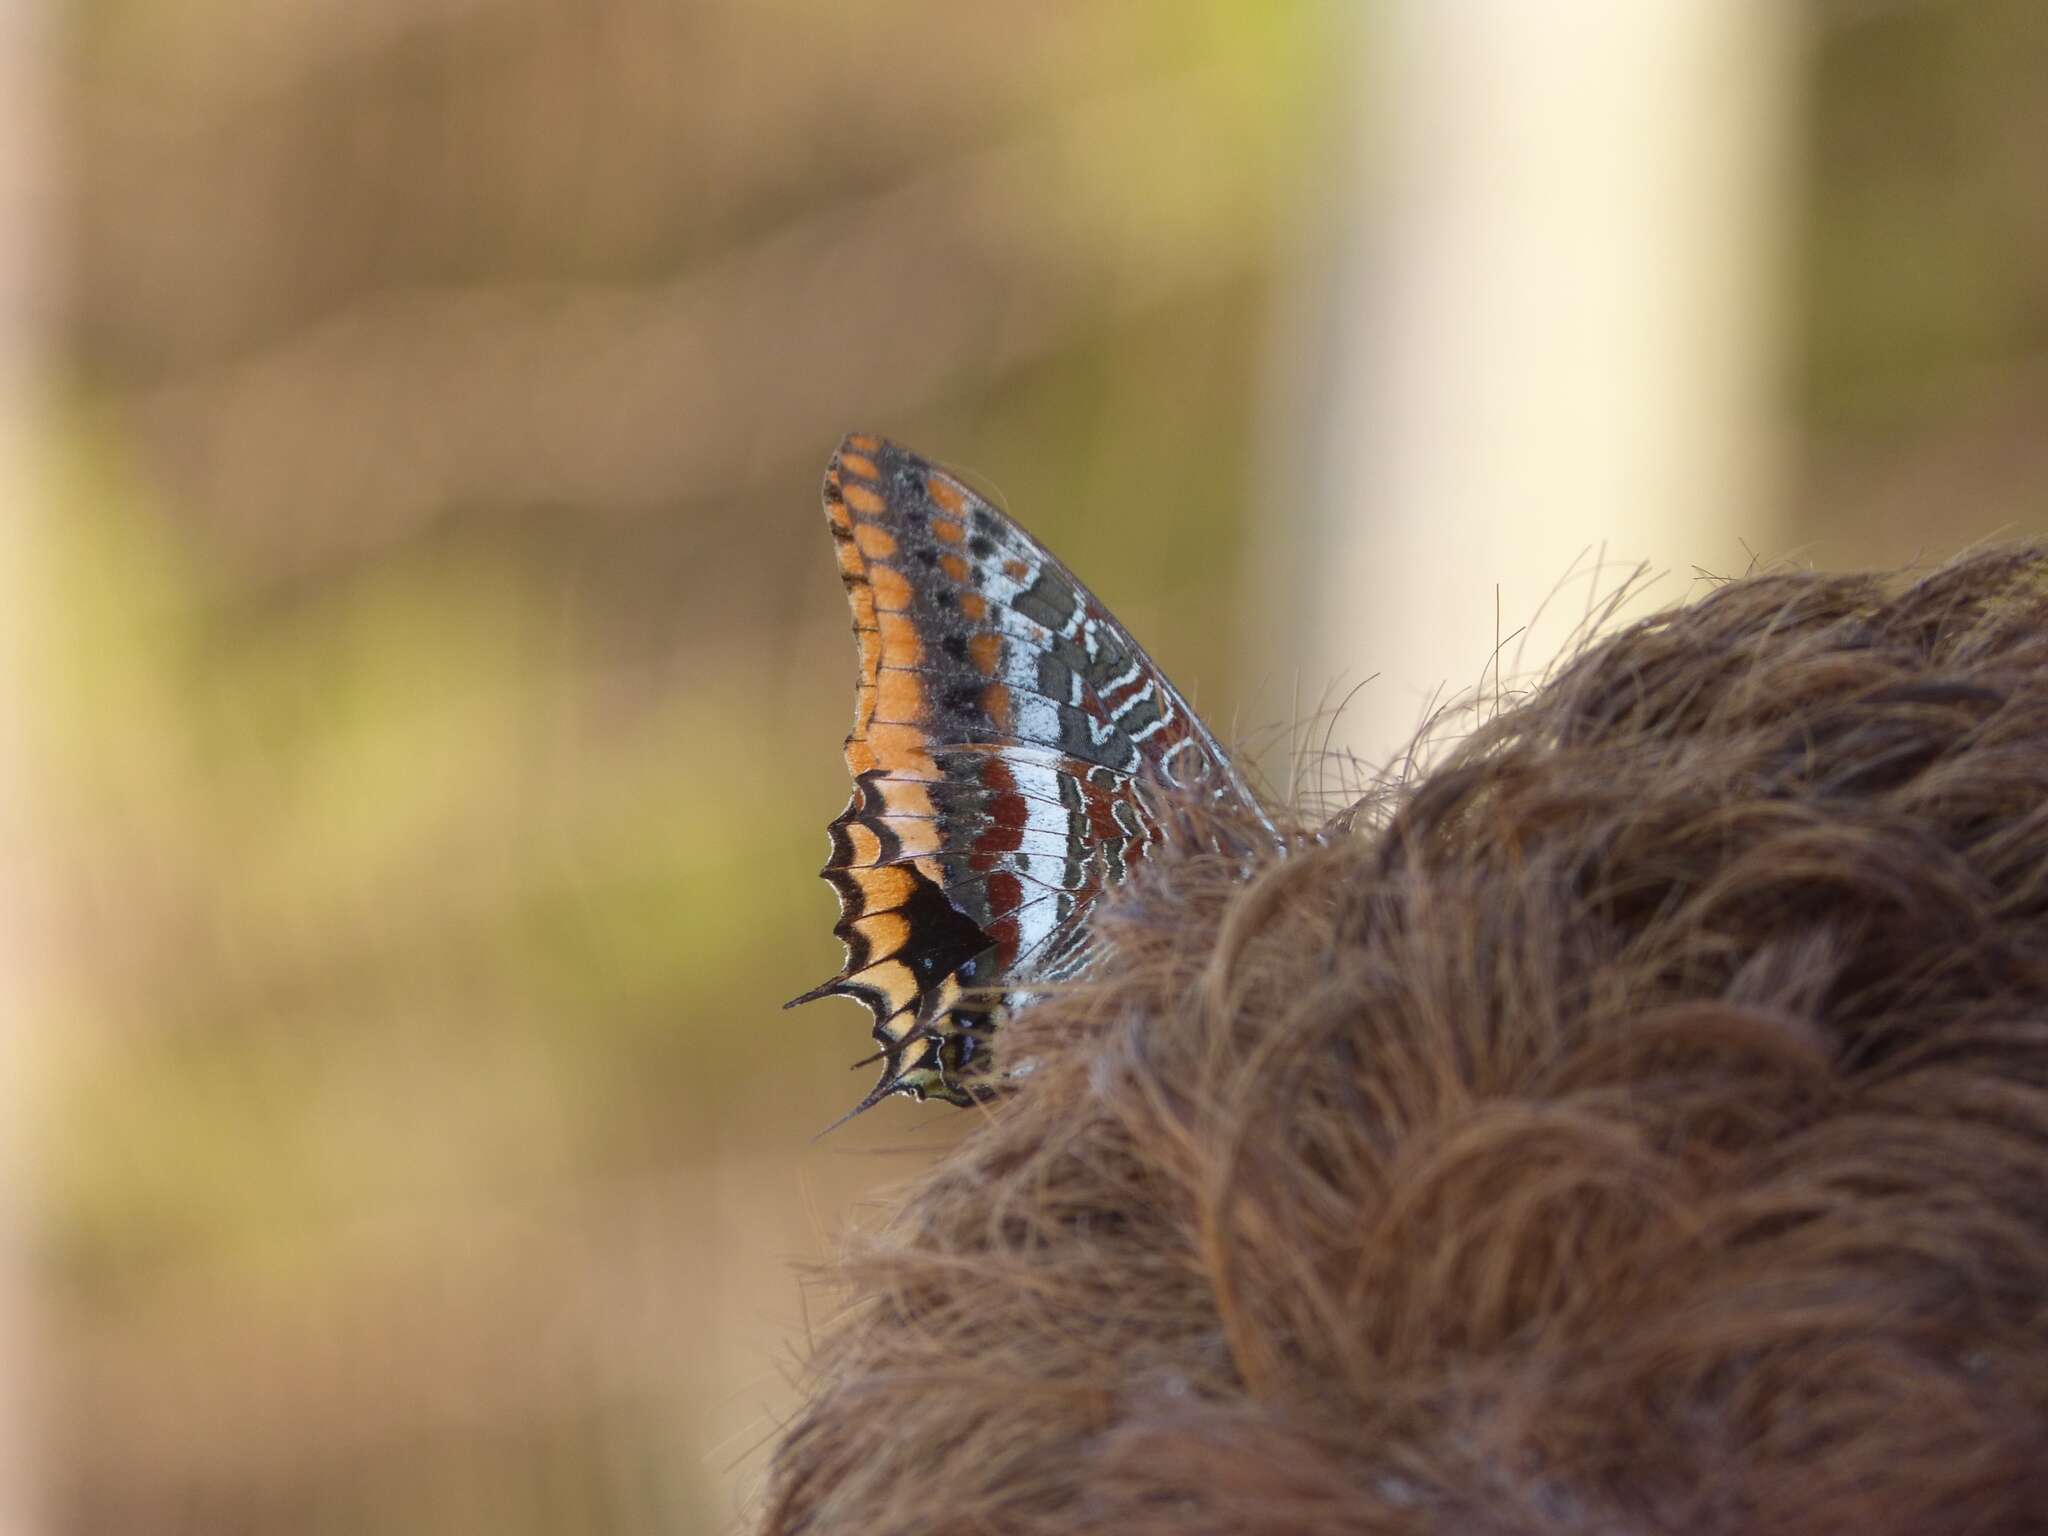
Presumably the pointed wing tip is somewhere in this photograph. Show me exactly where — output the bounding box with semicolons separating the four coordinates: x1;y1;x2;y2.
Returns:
833;431;892;464
832;433;938;482
784;978;847;1010
811;1063;918;1140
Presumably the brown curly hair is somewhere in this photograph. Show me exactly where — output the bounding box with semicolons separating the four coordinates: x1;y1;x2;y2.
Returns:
761;547;2048;1535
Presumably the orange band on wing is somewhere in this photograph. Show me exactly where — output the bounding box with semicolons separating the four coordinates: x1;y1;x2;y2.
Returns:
851;911;910;959
852;864;915;911
828;444;942;791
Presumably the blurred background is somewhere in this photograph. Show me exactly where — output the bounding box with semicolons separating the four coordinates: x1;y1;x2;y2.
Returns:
2;0;2045;1530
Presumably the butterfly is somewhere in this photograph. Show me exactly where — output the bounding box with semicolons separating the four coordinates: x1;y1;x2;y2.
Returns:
789;435;1277;1117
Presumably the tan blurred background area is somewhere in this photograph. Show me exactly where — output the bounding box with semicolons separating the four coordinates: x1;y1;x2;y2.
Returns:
2;0;2045;1531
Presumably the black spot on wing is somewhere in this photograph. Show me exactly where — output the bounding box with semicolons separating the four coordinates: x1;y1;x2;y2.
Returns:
897;872;993;990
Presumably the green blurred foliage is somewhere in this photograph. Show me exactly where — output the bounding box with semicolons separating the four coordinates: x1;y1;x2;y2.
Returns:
1800;0;2048;559
1805;0;2048;430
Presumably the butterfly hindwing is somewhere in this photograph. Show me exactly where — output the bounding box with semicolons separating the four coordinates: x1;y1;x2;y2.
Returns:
790;434;1270;1112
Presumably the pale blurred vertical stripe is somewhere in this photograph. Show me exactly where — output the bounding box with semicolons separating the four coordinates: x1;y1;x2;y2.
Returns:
1279;1;1801;774
0;0;47;1527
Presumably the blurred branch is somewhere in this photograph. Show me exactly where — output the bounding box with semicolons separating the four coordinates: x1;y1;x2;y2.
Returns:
127;63;1282;587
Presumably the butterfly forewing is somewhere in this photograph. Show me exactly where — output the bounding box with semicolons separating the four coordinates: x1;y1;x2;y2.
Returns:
790;434;1271;1112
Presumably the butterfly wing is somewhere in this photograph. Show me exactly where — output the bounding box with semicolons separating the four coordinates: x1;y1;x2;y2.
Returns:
790;434;1272;1110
